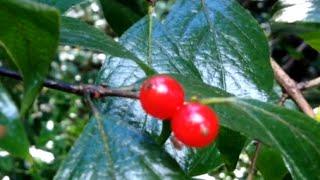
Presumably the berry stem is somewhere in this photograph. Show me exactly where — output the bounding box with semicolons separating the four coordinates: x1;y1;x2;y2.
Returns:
200;97;234;105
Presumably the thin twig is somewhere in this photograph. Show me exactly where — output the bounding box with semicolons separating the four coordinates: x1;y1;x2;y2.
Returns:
282;42;307;71
275;76;320;104
271;59;314;117
247;94;288;180
278;93;289;106
0;67;139;99
298;76;320;90
247;141;261;180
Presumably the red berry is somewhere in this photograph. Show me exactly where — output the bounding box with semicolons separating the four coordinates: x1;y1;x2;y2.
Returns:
139;75;185;119
172;102;219;147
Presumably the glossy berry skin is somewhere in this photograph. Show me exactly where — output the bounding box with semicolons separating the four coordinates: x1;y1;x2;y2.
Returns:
172;103;219;147
139;75;185;119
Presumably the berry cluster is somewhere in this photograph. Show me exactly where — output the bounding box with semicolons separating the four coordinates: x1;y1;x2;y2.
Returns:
139;75;219;148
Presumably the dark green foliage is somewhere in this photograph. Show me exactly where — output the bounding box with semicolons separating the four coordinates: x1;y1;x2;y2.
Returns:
99;0;148;35
0;0;60;115
1;0;320;179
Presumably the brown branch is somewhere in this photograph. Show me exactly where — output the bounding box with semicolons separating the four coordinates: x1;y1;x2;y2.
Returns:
247;141;261;180
271;59;314;117
0;67;139;99
276;76;320;105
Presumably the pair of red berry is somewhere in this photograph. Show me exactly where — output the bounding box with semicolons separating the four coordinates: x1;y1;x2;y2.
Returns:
139;75;219;148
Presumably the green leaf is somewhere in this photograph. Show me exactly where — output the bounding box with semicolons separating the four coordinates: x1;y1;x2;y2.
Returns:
216;128;246;171
55;115;187;179
300;31;320;51
0;84;29;159
164;125;245;176
272;0;320;51
165;140;223;176
60;16;154;75
0;156;14;172
33;0;87;13
99;0;147;35
94;0;272;175
0;0;60;115
98;0;273;99
58;0;272;177
183;79;320;179
255;145;288;180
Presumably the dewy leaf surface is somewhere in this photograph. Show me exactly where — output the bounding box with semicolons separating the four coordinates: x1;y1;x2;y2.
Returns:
99;0;272;174
0;0;60;115
58;0;273;177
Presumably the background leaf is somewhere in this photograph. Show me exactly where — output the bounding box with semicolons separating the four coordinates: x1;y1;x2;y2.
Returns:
0;84;29;159
216;128;246;171
255;145;288;180
99;0;147;35
272;0;320;51
0;0;60;115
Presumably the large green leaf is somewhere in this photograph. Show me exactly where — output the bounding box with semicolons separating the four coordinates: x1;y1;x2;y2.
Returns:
99;0;273;99
34;0;87;13
0;0;60;115
99;0;147;35
96;0;272;174
272;0;320;51
179;77;320;180
217;98;320;180
58;0;273;177
55;115;187;179
0;84;29;159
